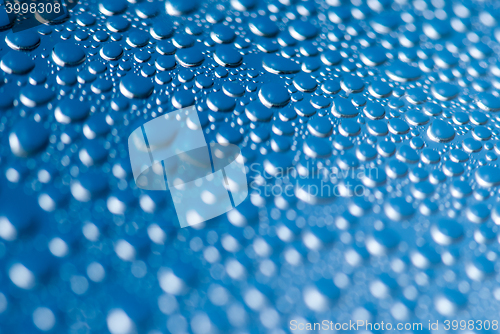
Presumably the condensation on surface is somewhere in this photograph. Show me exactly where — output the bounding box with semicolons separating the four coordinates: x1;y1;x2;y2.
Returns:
1;0;500;332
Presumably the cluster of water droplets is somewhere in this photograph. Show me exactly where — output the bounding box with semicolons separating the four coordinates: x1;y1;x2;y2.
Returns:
2;0;500;332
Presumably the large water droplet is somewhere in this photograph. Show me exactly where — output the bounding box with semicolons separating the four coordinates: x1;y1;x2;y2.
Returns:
99;0;128;16
175;48;204;67
427;120;455;143
9;119;49;157
207;91;236;112
119;75;154;99
166;0;198;16
55;100;91;124
476;166;500;187
385;60;422;82
245;101;273;122
262;54;300;74
19;86;55;107
5;31;40;50
0;51;34;74
52;42;86;67
476;93;500;112
259;83;290;108
214;45;242;67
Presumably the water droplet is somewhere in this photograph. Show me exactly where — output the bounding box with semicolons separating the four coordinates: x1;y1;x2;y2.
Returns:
207;91;236;112
155;55;176;71
9;119;49;157
175;48;204;67
360;46;387;66
431;219;463;245
366;120;388;136
339;119;361;136
431;82;459;101
388;118;410;135
262;54;300;74
231;0;256;11
166;0;198;16
52;42;86;67
294;100;316;117
259;82;290;108
0;51;34;74
99;0;128;15
476;165;500;187
245;101;273;122
19;86;55;107
288;21;318;41
214;45;242;67
427;120;455;143
332;98;358;118
126;29;150;48
472;125;492;141
386;60;422;82
293;73;317;92
5;31;40;50
476;92;500;112
55;99;91;123
119;75;154;99
249;16;279;37
307;117;333;137
405;110;429;126
172;90;195;109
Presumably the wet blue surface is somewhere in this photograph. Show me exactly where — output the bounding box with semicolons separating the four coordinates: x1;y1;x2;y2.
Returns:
2;0;500;333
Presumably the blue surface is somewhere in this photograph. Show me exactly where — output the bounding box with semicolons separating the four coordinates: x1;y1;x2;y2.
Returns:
2;0;500;333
